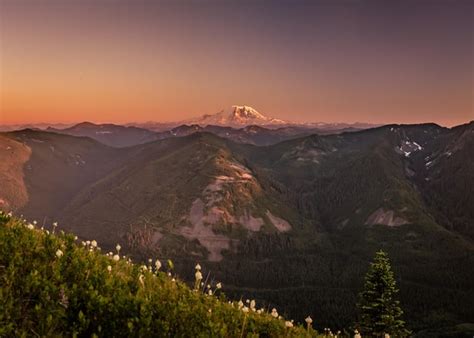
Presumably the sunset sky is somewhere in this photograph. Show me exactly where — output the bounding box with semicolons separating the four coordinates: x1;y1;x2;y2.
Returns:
0;0;472;126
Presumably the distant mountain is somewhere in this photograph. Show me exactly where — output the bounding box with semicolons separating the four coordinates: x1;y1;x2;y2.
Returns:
185;105;288;128
47;122;159;147
1;122;473;333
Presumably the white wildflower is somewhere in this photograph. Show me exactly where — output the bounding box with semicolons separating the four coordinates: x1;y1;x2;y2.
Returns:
56;249;63;258
250;300;256;311
113;254;120;261
305;316;313;324
33;220;37;225
271;308;278;318
238;300;244;309
86;240;90;246
155;260;162;270
285;321;293;328
216;282;222;289
195;263;201;270
208;289;213;296
91;240;97;247
116;244;121;252
107;265;112;272
242;306;249;313
195;271;203;281
27;223;34;230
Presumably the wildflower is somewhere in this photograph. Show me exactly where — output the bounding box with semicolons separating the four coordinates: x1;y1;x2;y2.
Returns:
285;321;293;328
242;306;249;313
167;272;172;277
91;240;97;248
113;254;120;261
138;274;144;286
305;316;313;331
171;278;176;282
250;300;256;311
271;308;278;318
33;220;37;225
86;240;90;246
207;284;211;289
208;309;212;313
208;289;213;296
74;236;78;240
155;259;162;271
195;263;201;270
354;330;361;338
116;244;121;253
246;299;250;304
107;265;112;272
256;309;262;314
195;271;203;281
238;300;244;309
384;334;390;338
56;249;63;258
148;258;152;264
27;223;34;230
216;282;222;289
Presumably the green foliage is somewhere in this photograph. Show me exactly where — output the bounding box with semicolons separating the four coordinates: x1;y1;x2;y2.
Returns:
0;213;320;337
356;250;408;337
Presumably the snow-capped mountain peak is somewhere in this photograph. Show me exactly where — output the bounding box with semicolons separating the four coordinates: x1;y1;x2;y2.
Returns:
187;105;288;127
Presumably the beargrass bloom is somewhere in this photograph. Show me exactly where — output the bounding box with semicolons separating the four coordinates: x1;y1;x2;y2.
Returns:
91;240;97;248
155;259;162;270
354;330;361;338
242;306;249;313
56;249;63;258
113;254;120;261
271;308;278;318
107;265;112;272
285;321;293;328
116;244;121;253
305;316;313;324
27;223;34;230
195;263;201;270
216;282;222;289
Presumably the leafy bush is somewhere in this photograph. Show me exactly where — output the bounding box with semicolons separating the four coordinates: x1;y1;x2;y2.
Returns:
0;212;320;337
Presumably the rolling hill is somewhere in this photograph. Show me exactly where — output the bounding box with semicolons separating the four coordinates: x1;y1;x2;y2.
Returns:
0;122;473;334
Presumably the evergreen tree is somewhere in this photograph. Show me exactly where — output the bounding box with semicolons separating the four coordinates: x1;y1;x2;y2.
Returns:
357;250;408;337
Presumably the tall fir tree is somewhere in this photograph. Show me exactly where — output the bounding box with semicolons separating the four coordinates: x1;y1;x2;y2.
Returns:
357;250;408;337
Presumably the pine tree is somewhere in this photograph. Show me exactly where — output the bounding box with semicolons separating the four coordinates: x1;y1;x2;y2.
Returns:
357;250;408;337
